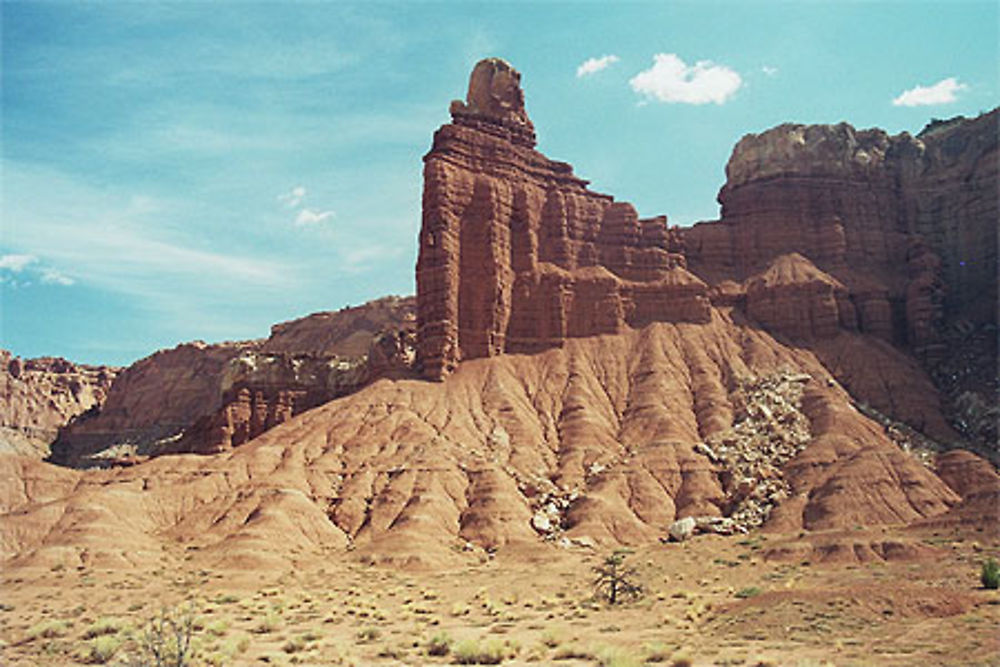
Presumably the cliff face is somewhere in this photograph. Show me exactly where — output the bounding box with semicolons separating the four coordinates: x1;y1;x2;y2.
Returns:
51;297;416;465
0;351;117;457
685;111;998;350
417;58;706;380
262;295;415;357
683;110;998;453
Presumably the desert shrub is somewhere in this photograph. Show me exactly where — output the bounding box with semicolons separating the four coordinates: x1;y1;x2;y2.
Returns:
204;619;228;637
254;610;282;634
982;558;1000;589
84;617;126;639
87;634;123;664
593;550;643;605
427;631;452;656
452;638;505;664
643;642;673;662
539;630;561;649
356;626;380;643
131;603;198;666
735;586;761;599
594;644;642;667
26;619;70;640
552;644;594;660
220;632;250;658
283;635;308;654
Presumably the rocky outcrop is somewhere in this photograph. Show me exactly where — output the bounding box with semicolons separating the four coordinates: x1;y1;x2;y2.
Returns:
169;352;369;455
0;319;964;569
682;111;997;446
744;254;856;341
0;351;117;457
51;297;417;466
48;341;254;465
417;59;704;380
685;110;998;355
262;295;415;357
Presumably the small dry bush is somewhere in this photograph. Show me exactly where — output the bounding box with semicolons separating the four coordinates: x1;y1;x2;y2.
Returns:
452;638;506;664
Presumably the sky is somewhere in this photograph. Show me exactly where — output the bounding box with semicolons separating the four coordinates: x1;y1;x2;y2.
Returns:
2;1;997;366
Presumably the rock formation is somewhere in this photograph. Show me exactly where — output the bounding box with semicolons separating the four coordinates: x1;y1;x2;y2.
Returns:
50;296;416;465
0;351;117;457
684;111;998;354
262;295;415;358
417;60;703;379
684;110;998;453
0;320;970;569
1;59;994;572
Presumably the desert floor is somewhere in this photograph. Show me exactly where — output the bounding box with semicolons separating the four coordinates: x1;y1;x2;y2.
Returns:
2;524;997;666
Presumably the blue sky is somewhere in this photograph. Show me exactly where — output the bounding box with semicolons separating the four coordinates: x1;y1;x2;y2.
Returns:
2;1;996;366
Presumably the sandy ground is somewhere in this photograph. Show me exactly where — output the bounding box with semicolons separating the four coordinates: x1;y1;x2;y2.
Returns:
2;523;997;667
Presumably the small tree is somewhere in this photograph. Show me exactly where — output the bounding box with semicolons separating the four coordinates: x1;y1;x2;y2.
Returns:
981;558;1000;590
126;603;197;667
593;549;643;605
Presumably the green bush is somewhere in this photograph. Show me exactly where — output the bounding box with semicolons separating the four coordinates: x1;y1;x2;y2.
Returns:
981;558;1000;590
592;550;643;605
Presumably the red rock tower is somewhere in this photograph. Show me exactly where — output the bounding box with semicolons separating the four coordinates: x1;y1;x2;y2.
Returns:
416;58;707;379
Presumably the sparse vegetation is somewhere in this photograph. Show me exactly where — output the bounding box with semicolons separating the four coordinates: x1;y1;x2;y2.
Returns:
282;634;308;654
981;558;1000;590
254;609;283;634
87;634;124;664
356;626;381;643
452;638;506;664
643;642;673;662
427;631;453;656
84;616;126;639
210;593;240;605
593;550;643;605
735;586;762;599
594;644;642;667
132;603;198;666
26;619;71;640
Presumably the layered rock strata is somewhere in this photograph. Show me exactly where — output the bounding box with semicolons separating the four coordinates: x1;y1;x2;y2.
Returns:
51;297;416;465
0;351;117;457
0;319;965;569
684;110;998;356
417;59;703;379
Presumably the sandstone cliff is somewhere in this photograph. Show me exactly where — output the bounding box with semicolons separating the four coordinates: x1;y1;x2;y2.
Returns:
417;59;702;380
684;110;998;453
51;297;416;465
1;58;994;572
0;350;117;457
685;110;998;349
262;295;415;357
0;318;968;569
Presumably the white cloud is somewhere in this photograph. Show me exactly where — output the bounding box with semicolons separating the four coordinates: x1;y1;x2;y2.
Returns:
278;185;307;208
295;208;335;226
41;269;75;286
892;77;967;107
576;54;620;78
630;53;742;105
0;253;38;272
0;254;75;287
762;65;778;77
